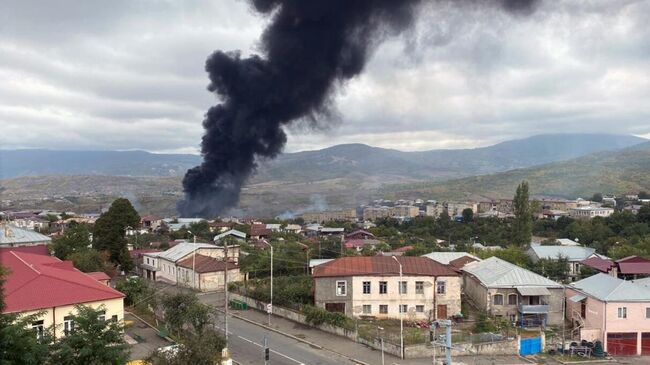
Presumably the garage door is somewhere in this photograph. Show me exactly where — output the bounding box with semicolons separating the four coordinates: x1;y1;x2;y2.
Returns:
607;333;637;356
641;333;650;355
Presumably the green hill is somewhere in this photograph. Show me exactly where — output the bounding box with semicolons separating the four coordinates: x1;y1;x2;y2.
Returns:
386;141;650;200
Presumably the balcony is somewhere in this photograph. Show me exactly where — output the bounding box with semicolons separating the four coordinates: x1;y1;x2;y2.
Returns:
518;304;549;314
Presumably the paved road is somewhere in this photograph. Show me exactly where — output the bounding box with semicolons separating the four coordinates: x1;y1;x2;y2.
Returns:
215;315;357;365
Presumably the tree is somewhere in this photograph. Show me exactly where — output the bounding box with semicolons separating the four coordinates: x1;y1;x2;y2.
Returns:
50;223;92;260
591;193;603;202
638;205;650;224
476;246;531;268
639;191;650;199
68;250;105;273
149;328;225;365
47;305;128;365
93;198;140;271
531;256;569;282
160;293;210;337
512;181;532;246
0;267;51;365
462;208;474;223
115;277;157;311
188;220;211;241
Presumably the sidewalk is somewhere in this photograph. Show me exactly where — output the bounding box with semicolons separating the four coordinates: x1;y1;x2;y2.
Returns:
231;307;530;365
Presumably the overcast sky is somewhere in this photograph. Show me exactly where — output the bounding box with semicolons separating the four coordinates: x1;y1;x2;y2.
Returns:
1;0;649;153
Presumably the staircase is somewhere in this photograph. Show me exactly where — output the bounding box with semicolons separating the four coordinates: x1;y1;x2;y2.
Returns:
570;309;585;341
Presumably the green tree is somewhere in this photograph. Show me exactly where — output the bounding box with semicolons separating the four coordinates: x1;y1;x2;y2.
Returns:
512;181;533;246
160;293;210;337
462;208;474;223
188;220;211;241
50;223;92;260
150;328;225;365
638;205;650;224
115;277;157;311
0;267;51;365
93;198;140;271
68;250;105;273
639;191;650;199
591;193;603;202
47;305;128;365
531;256;569;282
476;246;531;268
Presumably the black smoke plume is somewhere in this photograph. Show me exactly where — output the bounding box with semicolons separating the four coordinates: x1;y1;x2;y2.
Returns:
179;0;538;218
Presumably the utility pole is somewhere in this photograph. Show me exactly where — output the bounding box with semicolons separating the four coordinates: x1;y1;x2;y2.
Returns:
263;241;273;326
431;320;453;365
263;336;269;365
392;256;404;359
223;241;229;342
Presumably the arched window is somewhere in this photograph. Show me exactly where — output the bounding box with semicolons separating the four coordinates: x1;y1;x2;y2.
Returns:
493;294;504;306
508;293;518;305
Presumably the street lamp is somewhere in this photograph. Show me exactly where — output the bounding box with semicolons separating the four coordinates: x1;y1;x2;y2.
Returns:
392;256;404;359
262;240;274;326
377;326;385;365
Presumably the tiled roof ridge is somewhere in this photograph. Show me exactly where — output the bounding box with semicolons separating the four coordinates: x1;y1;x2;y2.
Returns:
9;250;41;275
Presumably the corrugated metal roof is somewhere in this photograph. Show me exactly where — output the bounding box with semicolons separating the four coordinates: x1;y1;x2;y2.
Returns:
570;273;650;302
313;256;459;278
214;229;246;241
528;244;596;261
0;225;52;245
156;242;220;262
462;257;562;288
569;294;587;302
309;259;334;268
422;252;480;265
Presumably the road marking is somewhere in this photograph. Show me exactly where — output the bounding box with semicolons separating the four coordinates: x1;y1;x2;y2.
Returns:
236;334;304;364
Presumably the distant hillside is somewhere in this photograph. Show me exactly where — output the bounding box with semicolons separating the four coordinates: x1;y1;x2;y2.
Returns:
387;141;650;201
1;133;645;181
0;150;201;178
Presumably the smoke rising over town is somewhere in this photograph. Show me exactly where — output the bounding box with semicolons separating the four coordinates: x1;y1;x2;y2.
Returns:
179;0;539;217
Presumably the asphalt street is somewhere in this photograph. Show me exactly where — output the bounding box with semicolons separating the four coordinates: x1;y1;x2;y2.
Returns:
215;315;356;365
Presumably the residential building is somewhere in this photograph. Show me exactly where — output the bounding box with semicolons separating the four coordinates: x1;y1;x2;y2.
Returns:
422;252;480;266
175;254;243;291
214;229;247;243
0;224;52;248
131;248;162;279
1;249;125;340
362;207;391;221
566;273;650;356
151;242;240;285
312;256;461;320
250;223;272;240
616;256;650;280
300;209;357;224
140;215;162;232
569;206;614;219
462;257;564;327
527;244;602;281
580;256;617;277
344;230;381;252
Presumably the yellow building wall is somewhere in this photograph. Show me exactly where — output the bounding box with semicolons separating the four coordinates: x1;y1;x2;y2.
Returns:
17;297;124;340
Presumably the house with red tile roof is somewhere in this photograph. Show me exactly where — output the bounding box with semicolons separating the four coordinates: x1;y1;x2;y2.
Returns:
580;256;617;276
616;256;650;280
1;249;124;339
312;256;460;320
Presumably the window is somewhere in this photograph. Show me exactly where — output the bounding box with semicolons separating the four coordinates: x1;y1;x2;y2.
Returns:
32;320;44;340
98;310;106;322
362;305;372;314
415;281;424;294
146;258;149;265
436;281;446;295
64;316;74;336
508;294;518;306
363;281;371;294
647;308;650;319
336;281;347;296
379;281;387;294
379;305;388;314
399;304;408;313
399;281;407;294
111;315;118;322
493;294;504;306
416;305;425;313
618;307;627;319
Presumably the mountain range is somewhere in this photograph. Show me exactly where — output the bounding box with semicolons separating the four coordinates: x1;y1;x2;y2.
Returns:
1;133;645;182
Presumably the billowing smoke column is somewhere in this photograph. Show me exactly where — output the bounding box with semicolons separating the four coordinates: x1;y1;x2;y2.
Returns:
179;0;538;217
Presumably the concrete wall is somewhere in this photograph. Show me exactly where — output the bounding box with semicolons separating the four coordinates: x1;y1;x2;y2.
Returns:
463;274;488;311
176;267;244;292
17;297;124;340
313;276;353;316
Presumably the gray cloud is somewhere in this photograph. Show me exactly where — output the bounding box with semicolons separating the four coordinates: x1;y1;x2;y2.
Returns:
1;0;649;154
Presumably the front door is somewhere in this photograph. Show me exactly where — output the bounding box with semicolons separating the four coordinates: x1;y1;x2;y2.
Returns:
437;304;448;319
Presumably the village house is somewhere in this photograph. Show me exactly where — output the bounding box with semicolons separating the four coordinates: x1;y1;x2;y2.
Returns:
526;244;603;281
0;224;52;249
175;254;243;291
140;215;163;232
616;256;650;280
145;242;240;285
214;229;247;243
343;229;381;252
422;252;480;266
249;223;272;240
569;206;614;219
566;273;650;356
312;256;461;320
462;257;564;327
1;249;125;340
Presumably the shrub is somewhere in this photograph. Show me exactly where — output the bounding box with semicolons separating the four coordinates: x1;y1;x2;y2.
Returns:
303;305;354;330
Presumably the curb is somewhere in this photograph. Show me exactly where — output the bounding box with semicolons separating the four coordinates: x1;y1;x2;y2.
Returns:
125;310;174;343
229;311;370;365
